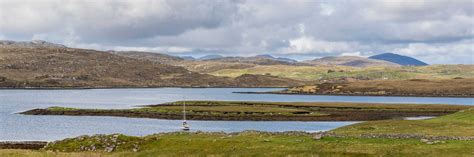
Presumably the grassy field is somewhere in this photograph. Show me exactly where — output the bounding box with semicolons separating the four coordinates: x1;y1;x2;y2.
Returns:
4;108;474;156
1;132;474;157
209;64;474;81
22;101;471;121
333;108;474;137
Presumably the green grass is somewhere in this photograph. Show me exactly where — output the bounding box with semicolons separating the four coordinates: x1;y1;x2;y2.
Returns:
333;109;474;137
47;106;78;111
209;64;474;81
43;101;470;118
2;132;474;157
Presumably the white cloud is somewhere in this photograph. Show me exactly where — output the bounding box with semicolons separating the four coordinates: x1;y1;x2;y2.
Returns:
319;3;334;16
393;39;474;64
280;36;356;54
340;52;364;57
298;23;306;34
113;46;192;53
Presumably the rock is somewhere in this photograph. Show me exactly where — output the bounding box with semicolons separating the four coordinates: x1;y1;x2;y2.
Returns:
104;146;114;152
313;134;323;140
420;139;429;143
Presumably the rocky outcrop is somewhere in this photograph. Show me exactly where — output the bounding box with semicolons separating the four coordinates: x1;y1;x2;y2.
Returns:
45;134;142;152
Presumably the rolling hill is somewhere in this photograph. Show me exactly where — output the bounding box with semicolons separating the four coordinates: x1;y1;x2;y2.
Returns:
0;40;306;88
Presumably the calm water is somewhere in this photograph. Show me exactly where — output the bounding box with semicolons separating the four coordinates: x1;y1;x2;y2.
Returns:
1;88;472;141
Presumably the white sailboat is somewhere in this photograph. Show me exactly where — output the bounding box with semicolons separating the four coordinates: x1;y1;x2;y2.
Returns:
182;97;190;131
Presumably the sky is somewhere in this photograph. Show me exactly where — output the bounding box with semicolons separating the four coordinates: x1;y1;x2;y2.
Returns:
0;0;473;64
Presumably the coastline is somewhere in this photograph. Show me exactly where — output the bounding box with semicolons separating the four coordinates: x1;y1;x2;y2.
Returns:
2;85;472;98
0;86;286;90
234;91;474;98
1;86;472;98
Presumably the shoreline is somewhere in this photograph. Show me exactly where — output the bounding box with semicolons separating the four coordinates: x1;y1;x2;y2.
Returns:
3;131;474;150
0;86;286;90
234;91;474;98
1;86;472;98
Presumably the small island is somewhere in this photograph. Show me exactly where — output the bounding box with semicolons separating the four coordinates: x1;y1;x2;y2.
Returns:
20;101;470;121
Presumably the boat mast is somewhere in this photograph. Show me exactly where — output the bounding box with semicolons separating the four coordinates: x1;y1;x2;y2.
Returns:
183;96;186;121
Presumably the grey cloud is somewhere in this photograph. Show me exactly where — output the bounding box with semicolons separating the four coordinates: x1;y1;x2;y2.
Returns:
1;0;240;43
0;0;472;64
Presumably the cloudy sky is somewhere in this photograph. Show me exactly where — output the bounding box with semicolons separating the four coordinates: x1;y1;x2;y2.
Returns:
0;0;473;64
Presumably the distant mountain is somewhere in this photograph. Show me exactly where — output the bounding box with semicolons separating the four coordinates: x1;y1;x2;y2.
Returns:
255;54;297;63
275;57;298;63
254;54;274;58
198;54;224;60
203;56;306;66
303;56;399;67
180;56;195;60
369;53;428;66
